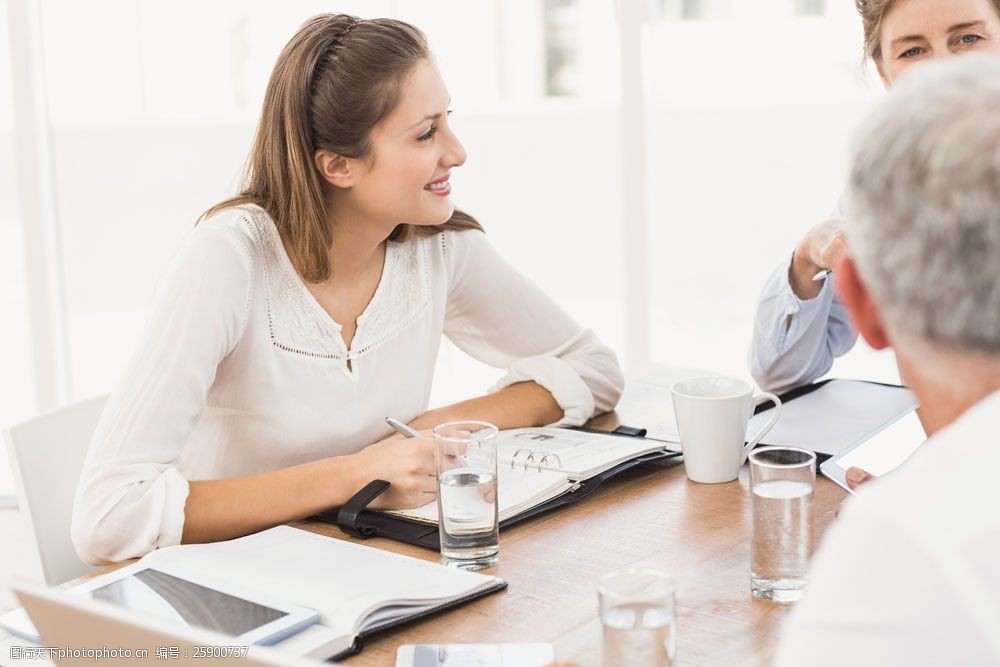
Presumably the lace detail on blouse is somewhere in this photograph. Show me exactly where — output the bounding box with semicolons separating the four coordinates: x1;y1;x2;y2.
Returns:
239;207;430;364
353;233;431;357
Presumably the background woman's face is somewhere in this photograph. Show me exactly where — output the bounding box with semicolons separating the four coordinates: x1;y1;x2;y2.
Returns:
878;0;1000;85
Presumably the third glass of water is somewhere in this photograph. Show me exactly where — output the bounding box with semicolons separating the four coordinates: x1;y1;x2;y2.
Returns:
598;568;676;667
433;421;499;570
749;446;816;602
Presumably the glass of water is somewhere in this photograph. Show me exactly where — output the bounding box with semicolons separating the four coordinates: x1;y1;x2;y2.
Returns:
433;421;500;570
749;446;816;602
598;568;676;667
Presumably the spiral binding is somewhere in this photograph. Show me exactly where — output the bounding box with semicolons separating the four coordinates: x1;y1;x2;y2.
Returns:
509;448;563;472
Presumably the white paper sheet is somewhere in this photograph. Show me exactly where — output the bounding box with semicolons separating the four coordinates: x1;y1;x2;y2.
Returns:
142;527;503;641
613;365;718;443
747;379;918;456
388;427;665;524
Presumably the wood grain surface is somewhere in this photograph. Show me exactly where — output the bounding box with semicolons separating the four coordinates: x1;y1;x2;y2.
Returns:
297;405;846;666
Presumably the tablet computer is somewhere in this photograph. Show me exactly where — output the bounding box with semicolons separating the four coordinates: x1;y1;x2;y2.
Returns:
11;579;322;667
820;411;926;494
0;561;319;646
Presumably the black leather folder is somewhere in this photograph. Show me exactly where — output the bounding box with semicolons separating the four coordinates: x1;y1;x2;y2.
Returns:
314;426;682;551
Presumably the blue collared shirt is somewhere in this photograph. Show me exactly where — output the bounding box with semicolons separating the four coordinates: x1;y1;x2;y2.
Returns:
749;255;858;394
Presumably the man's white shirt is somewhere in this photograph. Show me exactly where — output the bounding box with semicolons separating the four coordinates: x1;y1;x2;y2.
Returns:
776;389;1000;666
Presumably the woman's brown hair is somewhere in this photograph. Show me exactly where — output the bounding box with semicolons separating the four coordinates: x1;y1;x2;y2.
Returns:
856;0;1000;62
200;14;482;283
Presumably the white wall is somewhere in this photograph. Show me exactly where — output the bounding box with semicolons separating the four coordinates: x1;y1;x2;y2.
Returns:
0;92;897;411
0;1;902;500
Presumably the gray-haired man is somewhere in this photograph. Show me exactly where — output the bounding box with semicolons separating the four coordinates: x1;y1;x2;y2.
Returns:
776;56;1000;665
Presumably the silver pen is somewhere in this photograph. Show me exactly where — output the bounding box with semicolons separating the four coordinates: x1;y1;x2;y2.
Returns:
811;269;832;282
385;417;421;438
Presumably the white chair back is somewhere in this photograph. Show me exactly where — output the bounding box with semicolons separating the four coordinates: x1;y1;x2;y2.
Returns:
4;395;107;584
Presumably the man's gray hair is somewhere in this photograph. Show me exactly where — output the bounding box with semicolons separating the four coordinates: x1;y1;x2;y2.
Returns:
848;56;1000;353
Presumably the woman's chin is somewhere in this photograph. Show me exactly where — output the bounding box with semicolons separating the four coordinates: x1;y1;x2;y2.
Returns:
419;201;456;226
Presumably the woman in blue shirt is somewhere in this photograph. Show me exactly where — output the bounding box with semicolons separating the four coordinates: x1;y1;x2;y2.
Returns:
750;0;1000;393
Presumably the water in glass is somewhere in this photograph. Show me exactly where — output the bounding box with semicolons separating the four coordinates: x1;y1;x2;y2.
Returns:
751;479;813;601
601;601;675;667
437;467;499;569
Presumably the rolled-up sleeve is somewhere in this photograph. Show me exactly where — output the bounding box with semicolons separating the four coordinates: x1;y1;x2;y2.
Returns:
749;256;858;394
441;229;623;426
71;221;253;564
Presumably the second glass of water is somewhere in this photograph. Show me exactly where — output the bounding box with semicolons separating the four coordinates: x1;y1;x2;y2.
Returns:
749;446;816;602
433;421;499;570
598;568;676;667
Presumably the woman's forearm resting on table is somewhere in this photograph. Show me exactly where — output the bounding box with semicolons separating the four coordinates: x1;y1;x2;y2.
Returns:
180;454;372;545
72;452;376;564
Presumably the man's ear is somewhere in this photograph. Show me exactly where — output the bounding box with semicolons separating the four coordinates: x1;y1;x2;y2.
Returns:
835;255;891;350
314;149;353;189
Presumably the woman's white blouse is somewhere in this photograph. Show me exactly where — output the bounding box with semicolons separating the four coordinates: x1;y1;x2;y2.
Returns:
72;205;623;564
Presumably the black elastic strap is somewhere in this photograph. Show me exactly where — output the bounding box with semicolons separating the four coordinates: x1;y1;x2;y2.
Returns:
336;479;390;539
612;424;647;438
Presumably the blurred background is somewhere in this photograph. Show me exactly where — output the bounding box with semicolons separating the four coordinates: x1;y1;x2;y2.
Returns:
0;0;900;502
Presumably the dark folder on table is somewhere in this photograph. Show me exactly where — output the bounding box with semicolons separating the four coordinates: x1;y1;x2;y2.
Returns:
316;426;681;551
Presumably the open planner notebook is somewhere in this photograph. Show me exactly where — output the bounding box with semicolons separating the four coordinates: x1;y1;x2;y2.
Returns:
0;526;506;661
387;427;675;525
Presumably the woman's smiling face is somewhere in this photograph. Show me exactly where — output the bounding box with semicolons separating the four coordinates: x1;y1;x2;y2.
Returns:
344;58;467;230
878;0;1000;85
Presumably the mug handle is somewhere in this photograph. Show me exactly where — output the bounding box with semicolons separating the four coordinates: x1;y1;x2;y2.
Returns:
741;393;783;464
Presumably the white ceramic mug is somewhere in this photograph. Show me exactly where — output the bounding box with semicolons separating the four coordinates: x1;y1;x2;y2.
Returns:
671;377;782;484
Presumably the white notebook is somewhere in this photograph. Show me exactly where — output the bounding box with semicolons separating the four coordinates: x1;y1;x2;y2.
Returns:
387;427;671;524
1;526;505;661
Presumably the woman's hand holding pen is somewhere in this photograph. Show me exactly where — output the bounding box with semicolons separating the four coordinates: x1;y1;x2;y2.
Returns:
357;418;476;510
790;218;848;300
356;431;438;510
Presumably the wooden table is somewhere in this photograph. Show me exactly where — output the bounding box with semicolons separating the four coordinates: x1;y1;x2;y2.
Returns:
296;408;847;666
13;395;846;666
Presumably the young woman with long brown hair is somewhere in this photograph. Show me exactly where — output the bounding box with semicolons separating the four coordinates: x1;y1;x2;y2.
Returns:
749;0;1000;395
71;14;623;564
